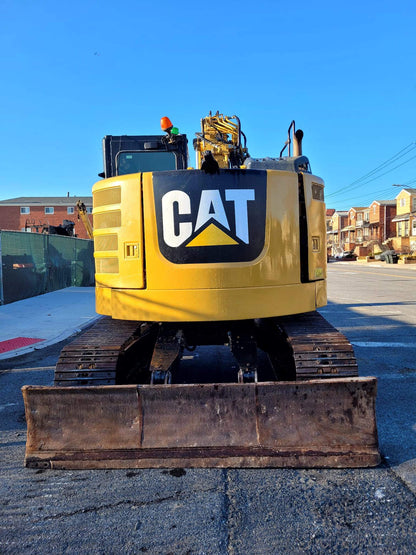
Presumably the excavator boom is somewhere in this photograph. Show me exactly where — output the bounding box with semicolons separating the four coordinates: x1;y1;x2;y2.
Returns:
76;200;93;239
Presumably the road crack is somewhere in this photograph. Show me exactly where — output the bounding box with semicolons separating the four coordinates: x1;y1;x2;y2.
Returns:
40;486;219;521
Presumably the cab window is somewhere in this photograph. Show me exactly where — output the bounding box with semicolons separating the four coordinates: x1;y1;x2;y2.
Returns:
117;151;176;175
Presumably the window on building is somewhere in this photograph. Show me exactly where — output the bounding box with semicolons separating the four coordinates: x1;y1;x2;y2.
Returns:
397;221;409;237
357;213;363;221
86;207;93;214
364;211;369;221
20;207;30;214
412;197;416;211
400;198;406;208
67;207;74;214
45;207;54;214
412;220;416;236
373;206;376;214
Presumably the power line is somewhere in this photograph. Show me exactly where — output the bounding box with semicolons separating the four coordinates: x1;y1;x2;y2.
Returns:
348;143;416;185
328;154;416;204
326;186;399;209
327;174;416;208
325;142;416;199
357;153;416;187
327;176;416;209
328;184;396;200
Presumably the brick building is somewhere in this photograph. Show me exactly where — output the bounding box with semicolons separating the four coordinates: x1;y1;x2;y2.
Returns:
368;200;396;243
0;197;93;239
341;207;368;251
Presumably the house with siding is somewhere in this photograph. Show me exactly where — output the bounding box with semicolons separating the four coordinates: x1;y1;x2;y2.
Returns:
325;209;335;255
392;188;416;252
328;210;348;255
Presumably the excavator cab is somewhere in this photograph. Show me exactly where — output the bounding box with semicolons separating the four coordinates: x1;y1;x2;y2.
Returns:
101;131;188;178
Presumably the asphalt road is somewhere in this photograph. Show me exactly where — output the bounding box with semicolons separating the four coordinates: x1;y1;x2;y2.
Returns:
322;261;416;494
1;265;416;554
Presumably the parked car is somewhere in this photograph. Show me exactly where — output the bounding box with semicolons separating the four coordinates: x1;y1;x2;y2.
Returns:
335;251;357;261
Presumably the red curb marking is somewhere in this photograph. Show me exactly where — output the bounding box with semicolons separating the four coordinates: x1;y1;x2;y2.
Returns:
0;337;45;353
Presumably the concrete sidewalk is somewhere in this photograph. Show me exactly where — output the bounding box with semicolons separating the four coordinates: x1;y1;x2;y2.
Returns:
0;287;100;360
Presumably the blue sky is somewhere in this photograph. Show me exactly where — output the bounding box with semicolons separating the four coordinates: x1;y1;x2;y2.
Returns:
1;0;415;210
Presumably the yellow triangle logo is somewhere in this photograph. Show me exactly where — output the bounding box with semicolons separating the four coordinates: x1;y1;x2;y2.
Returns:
186;223;238;247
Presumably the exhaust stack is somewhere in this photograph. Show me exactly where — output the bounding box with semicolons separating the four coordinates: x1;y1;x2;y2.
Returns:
293;129;304;156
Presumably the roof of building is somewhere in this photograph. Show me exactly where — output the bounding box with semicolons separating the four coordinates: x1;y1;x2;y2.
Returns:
0;196;92;206
371;199;396;206
395;188;416;198
392;213;411;222
349;207;368;212
334;210;348;216
326;209;336;216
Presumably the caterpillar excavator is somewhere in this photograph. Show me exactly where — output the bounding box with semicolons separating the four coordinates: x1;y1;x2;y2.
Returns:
22;113;380;469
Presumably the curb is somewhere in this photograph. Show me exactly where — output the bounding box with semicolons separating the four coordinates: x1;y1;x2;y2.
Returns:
0;315;102;361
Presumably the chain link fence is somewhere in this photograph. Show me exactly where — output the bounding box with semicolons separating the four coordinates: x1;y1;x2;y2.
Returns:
0;231;94;305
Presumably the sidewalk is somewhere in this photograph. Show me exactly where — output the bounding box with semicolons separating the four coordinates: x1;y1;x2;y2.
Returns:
0;287;100;360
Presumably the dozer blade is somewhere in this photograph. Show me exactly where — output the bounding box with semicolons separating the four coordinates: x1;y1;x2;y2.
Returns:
22;377;380;469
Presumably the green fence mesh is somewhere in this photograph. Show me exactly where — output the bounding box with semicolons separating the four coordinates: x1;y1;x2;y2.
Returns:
0;231;94;304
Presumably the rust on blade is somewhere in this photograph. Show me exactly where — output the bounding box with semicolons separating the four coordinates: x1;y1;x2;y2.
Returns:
22;377;380;469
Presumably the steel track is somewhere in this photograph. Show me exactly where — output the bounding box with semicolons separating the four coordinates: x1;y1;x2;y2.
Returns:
54;312;358;386
54;317;142;386
277;312;358;379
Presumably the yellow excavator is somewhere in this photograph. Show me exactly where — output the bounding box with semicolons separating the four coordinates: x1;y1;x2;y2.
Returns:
22;113;379;469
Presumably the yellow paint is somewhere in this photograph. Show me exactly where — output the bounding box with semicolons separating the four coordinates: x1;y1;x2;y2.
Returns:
194;113;248;170
186;224;238;247
315;279;327;307
92;169;327;322
396;189;416;216
93;174;144;290
303;173;327;282
96;282;319;322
